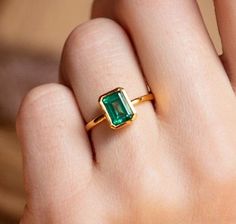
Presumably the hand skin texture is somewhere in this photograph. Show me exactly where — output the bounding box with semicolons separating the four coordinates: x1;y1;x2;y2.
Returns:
17;0;236;223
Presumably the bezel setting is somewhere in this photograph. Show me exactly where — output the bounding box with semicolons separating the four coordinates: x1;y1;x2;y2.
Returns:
99;88;137;129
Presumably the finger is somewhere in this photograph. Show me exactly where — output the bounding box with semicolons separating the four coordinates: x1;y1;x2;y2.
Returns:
16;84;93;212
61;18;161;171
214;0;236;89
92;0;235;120
92;0;236;176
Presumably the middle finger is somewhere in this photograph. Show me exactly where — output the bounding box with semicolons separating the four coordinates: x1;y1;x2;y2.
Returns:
92;0;236;175
93;0;236;121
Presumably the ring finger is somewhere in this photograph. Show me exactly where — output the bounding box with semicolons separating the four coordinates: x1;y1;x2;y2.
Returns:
61;18;161;171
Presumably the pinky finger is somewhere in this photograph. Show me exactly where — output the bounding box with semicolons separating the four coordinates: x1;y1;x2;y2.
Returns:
16;83;93;217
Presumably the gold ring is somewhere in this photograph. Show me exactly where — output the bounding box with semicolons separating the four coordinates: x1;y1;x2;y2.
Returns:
86;87;154;131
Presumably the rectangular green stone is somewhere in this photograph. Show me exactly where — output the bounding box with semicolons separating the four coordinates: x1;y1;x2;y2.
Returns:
100;89;135;128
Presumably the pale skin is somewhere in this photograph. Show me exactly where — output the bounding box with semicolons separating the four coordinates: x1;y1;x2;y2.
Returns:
16;0;236;223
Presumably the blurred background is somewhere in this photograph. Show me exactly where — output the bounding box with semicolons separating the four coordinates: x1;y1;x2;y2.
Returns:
0;0;221;223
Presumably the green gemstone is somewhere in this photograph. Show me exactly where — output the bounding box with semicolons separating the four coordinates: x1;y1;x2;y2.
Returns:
101;89;135;127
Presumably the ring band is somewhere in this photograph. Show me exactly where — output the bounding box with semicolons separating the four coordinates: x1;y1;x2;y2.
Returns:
86;87;154;131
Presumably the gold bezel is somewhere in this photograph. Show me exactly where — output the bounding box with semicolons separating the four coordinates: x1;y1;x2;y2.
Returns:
99;87;137;129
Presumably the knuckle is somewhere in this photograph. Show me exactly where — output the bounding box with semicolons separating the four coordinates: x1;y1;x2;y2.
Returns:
17;83;70;123
64;18;121;54
115;0;158;13
62;18;125;81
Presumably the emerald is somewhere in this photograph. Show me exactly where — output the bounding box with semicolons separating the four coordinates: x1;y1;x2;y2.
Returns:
100;88;136;128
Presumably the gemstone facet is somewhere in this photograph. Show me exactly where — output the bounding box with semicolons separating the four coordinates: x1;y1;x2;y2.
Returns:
99;88;136;128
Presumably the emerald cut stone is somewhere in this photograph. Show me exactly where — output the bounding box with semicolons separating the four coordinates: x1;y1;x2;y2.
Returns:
100;88;136;128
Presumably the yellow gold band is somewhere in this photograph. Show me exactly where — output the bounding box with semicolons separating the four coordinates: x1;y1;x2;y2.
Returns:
86;92;154;131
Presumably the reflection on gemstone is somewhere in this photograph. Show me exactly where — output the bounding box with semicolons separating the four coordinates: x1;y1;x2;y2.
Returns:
112;101;125;117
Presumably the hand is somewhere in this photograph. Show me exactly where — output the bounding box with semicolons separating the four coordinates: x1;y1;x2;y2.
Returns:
18;1;236;223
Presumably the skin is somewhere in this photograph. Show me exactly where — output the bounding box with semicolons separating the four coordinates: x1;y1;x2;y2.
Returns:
16;0;236;223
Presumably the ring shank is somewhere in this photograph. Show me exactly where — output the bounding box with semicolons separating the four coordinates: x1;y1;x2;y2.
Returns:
85;93;154;131
131;93;154;106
